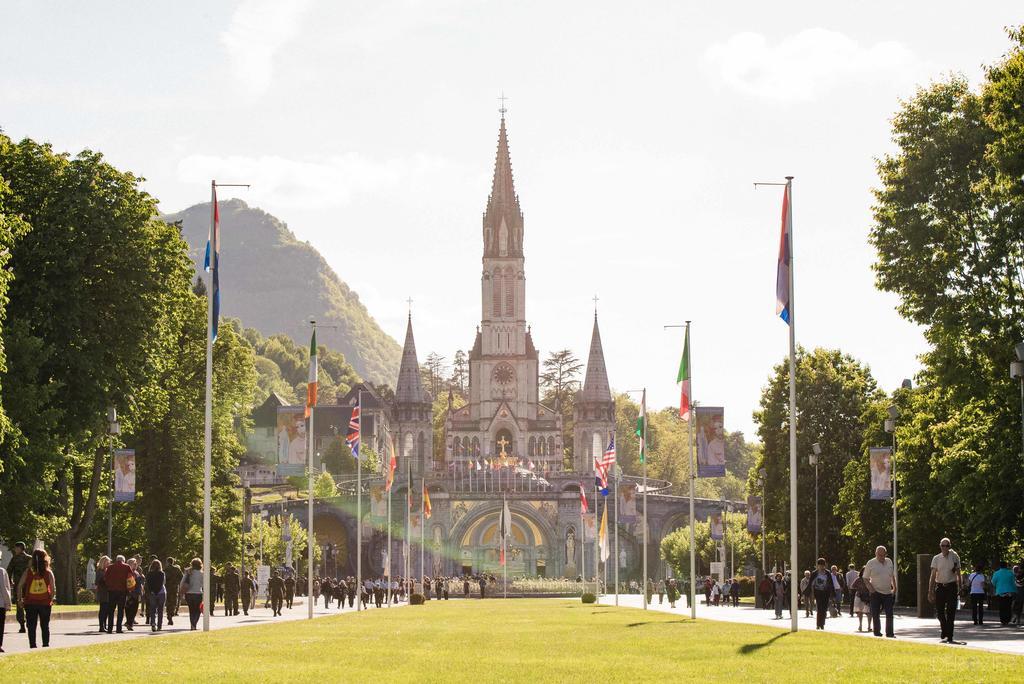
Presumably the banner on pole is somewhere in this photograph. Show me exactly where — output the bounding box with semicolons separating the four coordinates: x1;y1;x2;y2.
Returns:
276;407;306;476
370;484;387;522
870;447;892;500
582;512;597;542
113;449;136;502
695;406;726;477
618;482;638;522
746;495;762;533
709;510;724;540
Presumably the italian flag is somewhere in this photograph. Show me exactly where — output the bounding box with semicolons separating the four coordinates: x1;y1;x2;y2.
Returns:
677;324;691;420
635;388;646;463
306;329;317;418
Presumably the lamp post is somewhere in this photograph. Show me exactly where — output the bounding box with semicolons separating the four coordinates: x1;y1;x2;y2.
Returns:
106;407;120;558
757;468;767;573
1011;343;1024;457
809;442;821;562
884;402;900;604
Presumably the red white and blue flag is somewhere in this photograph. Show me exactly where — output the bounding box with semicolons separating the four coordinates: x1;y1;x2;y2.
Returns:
776;183;792;325
595;435;615;496
346;399;361;459
204;186;221;340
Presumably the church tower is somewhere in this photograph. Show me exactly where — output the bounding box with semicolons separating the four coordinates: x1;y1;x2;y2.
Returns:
573;313;615;472
394;314;432;477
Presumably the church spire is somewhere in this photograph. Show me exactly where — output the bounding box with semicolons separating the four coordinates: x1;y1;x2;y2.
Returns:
395;314;427;404
483;114;524;258
580;313;612;403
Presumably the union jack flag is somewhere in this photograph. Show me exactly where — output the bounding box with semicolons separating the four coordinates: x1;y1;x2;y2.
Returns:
595;435;615;496
346;402;361;459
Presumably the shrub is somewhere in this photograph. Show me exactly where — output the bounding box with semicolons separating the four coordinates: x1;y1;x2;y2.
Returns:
581;592;596;604
76;588;96;604
410;593;425;605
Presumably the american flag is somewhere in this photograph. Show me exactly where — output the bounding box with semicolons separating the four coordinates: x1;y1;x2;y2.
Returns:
595;435;615;496
346;402;361;459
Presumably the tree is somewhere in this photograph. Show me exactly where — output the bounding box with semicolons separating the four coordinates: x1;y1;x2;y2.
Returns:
423;352;446;398
660;515;759;581
751;347;882;572
313;471;337;499
0;136;206;599
450;350;468;395
540;349;583;408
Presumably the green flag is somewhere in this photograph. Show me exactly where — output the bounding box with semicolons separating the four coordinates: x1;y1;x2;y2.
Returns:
635;389;646;463
677;324;691;419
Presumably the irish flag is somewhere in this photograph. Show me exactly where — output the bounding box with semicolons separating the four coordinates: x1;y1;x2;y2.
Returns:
677;324;691;420
305;328;317;418
635;388;647;463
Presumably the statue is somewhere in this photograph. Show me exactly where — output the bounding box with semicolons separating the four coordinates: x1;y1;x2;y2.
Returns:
619;548;627;570
565;527;576;566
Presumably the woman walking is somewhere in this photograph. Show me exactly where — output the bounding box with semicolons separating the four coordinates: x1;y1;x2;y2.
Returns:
967;563;987;625
0;565;11;653
179;558;205;630
146;559;167;632
850;567;870;631
124;557;144;630
94;555;112;633
17;549;56;648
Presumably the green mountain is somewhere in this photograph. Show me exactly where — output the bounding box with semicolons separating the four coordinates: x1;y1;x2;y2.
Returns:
163;199;400;384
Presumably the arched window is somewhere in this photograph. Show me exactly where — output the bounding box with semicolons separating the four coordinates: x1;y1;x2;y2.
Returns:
498;219;508;256
492;268;502;317
528;437;536;457
548;437;556;459
504;267;514;318
592;433;603;469
417;432;426;460
472;437;480;458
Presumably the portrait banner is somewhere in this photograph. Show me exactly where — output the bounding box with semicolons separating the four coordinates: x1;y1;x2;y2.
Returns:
870;447;892;500
709;510;724;540
746;495;762;533
695;406;726;477
276;406;306;477
370;484;387;522
582;513;597;542
113;449;136;502
618;482;638;523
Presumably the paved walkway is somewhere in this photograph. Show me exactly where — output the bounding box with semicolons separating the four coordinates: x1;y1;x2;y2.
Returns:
0;598;402;655
597;593;1024;656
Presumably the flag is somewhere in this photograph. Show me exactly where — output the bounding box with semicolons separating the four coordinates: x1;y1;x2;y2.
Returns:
346;398;361;459
305;328;317;418
677;324;691;420
528;460;535;471
423;481;432;519
636;389;647;463
385;431;397;492
579;482;589;514
595;435;615;496
407;462;413;512
598;503;609;562
776;184;792;324
499;496;511;566
204;186;221;340
476;460;482;472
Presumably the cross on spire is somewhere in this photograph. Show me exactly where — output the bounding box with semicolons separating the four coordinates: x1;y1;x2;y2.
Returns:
593;294;599;316
498;92;509;117
406;297;413;317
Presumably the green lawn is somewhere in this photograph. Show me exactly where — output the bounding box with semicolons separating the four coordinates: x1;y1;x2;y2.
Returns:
2;600;1021;682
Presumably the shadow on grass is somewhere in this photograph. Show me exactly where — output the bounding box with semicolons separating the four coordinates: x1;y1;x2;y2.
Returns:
626;620;690;627
737;632;787;655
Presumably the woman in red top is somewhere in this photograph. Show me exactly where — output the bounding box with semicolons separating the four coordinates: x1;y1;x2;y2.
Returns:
17;549;55;648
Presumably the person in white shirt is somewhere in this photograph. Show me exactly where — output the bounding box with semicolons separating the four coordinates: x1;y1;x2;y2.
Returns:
863;545;897;638
928;537;962;644
966;562;987;625
845;564;860;617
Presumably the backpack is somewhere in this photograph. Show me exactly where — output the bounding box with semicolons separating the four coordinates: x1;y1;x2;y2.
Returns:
812;572;829;593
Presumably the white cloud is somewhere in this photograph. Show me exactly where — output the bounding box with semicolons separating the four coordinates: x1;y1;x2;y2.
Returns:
176;152;455;210
704;28;922;101
220;0;313;95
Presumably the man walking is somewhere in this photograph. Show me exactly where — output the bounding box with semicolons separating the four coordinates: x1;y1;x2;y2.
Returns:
863;545;897;638
928;537;962;643
104;554;134;633
268;570;285;616
284;573;296;610
991;560;1016;626
845;563;859;617
6;542;30;633
164;557;183;626
240;570;255;616
223;563;240;616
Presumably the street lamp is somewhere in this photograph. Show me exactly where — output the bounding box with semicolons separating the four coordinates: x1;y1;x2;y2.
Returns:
1011;343;1024;457
809;443;821;562
883;384;910;604
756;468;767;573
106;407;120;558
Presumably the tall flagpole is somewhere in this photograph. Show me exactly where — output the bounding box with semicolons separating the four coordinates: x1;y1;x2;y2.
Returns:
502;493;508;599
614;466;619;606
405;461;411;596
579;485;586;596
687;323;696;620
202;181;215;633
593;480;599;597
307;322;316;619
642;387;648;611
387;436;392;606
785;176;799;633
356;390;362;611
419;476;425;585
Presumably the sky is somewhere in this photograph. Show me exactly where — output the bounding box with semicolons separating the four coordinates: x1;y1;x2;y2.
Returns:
1;2;1019;438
